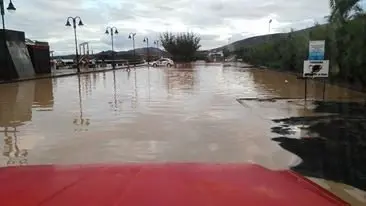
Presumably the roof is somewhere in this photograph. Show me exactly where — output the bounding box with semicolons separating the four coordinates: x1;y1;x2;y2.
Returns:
25;38;35;45
0;163;349;206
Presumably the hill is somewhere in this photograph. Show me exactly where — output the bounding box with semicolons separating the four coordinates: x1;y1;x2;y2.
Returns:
212;24;326;52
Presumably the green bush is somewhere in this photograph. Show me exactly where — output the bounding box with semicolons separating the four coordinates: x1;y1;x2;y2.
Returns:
160;32;201;63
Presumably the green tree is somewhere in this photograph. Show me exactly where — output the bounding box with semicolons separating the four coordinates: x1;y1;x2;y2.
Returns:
328;0;364;79
231;0;366;87
329;0;363;24
160;32;201;62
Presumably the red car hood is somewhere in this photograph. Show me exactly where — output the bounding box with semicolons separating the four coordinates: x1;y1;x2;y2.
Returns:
0;163;349;206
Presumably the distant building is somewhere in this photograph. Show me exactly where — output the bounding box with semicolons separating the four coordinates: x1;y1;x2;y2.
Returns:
207;50;224;62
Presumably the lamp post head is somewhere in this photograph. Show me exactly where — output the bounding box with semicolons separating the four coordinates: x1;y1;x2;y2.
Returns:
114;29;118;34
128;35;131;39
7;0;16;12
105;29;109;35
78;19;84;26
65;19;72;27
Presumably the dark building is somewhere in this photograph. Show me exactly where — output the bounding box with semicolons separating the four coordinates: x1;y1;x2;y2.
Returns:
26;40;51;74
0;29;51;81
0;29;35;80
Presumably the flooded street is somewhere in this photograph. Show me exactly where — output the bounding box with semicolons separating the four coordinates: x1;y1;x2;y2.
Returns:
1;63;366;205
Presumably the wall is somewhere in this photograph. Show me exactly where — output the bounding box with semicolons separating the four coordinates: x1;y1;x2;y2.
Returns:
0;30;35;80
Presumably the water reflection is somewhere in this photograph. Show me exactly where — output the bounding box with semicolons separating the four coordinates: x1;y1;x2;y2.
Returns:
83;74;93;97
112;71;119;110
0;80;53;166
92;72;98;90
127;69;131;80
0;82;34;128
33;79;54;110
73;75;91;132
250;69;365;100
133;69;138;108
3;129;28;166
165;67;197;93
147;68;151;102
103;72;107;88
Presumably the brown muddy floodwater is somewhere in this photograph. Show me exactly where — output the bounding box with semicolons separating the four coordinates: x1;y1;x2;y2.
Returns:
0;63;365;205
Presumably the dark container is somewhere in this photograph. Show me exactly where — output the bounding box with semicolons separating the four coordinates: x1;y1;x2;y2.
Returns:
27;41;51;74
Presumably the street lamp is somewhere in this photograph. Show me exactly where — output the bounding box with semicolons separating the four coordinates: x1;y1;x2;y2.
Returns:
225;37;232;58
105;26;118;69
65;16;84;73
154;40;160;57
128;32;136;66
153;40;159;48
1;0;15;30
268;19;272;34
143;37;149;64
1;0;16;77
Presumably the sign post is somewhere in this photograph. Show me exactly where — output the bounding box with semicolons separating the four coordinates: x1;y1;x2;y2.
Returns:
322;80;326;100
303;40;329;101
305;78;308;101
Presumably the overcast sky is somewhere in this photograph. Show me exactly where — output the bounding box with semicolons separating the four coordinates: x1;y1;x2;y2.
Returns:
3;0;352;55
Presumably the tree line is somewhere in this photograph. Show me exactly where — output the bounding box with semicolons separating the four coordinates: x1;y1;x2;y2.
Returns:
234;0;366;86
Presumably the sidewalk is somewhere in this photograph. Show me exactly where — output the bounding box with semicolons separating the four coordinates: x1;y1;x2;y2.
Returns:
0;64;145;84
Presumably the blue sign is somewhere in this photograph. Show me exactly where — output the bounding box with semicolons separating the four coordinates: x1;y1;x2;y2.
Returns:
309;41;325;61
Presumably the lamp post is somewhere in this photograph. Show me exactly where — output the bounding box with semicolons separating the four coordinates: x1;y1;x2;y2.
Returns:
143;37;149;64
228;37;231;51
65;16;84;73
1;0;15;30
128;32;136;66
105;26;118;69
154;40;159;57
1;0;16;77
153;40;159;48
268;19;272;34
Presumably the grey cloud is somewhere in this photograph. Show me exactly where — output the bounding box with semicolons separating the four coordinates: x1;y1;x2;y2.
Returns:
5;0;333;54
200;34;221;41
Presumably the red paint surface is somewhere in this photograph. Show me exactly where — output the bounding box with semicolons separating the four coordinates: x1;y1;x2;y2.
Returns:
0;164;349;206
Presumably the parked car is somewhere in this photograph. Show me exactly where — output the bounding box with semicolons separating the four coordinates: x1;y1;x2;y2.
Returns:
151;58;174;67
